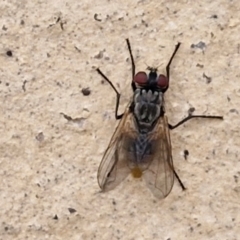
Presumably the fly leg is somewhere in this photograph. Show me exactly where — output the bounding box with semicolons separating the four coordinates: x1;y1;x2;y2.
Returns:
170;114;223;190
96;39;135;119
174;170;186;190
126;38;136;91
166;42;181;91
96;68;123;120
168;115;223;130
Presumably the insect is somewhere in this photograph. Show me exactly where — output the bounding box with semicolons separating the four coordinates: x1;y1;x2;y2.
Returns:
96;39;223;199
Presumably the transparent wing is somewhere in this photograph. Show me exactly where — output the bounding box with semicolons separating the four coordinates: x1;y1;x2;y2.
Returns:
142;115;175;199
97;106;134;192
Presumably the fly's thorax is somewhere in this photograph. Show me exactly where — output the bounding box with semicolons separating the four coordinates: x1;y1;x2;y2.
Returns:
133;89;163;130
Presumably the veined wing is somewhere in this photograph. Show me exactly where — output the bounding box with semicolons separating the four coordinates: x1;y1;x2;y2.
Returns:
142;115;175;199
97;104;136;191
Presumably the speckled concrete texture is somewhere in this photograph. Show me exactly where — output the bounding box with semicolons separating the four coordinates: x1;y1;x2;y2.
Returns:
1;0;240;239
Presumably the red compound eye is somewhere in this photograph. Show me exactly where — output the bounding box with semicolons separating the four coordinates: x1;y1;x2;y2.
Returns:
134;72;148;84
157;74;168;88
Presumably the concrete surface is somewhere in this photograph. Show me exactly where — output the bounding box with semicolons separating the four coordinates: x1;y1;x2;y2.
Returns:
1;0;240;239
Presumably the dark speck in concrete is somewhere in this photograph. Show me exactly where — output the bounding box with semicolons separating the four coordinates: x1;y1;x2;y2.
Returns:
22;80;27;92
6;50;13;57
82;87;91;96
203;73;212;83
94;13;102;22
196;63;204;68
229;109;239;114
36;132;44;142
68;208;77;213
94;50;104;59
188;107;195;116
191;41;206;50
184;150;189;160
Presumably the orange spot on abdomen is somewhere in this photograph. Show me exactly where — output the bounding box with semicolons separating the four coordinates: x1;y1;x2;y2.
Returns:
131;167;142;178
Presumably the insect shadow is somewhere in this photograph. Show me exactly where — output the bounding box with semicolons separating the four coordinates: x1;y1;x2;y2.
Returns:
96;39;223;199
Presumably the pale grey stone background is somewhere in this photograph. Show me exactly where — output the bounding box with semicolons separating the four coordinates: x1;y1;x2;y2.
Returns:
1;0;240;239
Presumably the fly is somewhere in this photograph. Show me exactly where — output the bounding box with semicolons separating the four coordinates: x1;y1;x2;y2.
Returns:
96;39;223;199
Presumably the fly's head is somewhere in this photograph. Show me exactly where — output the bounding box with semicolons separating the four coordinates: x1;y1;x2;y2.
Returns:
133;67;169;92
132;67;168;131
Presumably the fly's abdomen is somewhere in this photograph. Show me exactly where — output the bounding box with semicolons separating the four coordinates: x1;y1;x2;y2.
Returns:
124;133;154;173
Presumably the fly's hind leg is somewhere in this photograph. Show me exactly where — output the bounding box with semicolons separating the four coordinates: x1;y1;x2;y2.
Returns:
174;170;186;190
169;114;223;130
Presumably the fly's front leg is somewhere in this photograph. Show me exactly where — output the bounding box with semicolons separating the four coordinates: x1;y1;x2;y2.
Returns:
169;114;223;130
126;38;136;91
96;68;123;120
166;42;181;90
